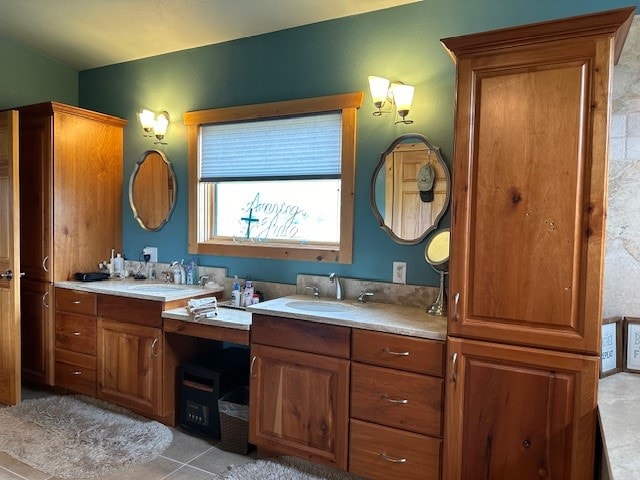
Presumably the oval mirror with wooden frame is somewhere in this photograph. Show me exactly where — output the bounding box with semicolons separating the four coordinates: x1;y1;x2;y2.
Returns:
129;149;177;231
370;133;450;245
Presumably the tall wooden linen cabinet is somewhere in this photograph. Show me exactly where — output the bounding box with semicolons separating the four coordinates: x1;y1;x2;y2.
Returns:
18;102;125;386
441;8;635;479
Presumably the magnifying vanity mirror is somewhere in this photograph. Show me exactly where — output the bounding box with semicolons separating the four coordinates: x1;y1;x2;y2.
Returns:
425;228;450;316
129;149;177;231
370;133;450;245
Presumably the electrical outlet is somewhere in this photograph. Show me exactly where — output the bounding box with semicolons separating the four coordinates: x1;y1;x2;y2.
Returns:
143;246;158;263
393;261;407;284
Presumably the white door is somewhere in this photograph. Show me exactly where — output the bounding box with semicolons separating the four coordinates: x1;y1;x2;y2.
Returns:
0;110;21;405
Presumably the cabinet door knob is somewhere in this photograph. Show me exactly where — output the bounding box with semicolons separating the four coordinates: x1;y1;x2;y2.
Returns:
382;347;410;356
380;452;407;463
150;338;159;357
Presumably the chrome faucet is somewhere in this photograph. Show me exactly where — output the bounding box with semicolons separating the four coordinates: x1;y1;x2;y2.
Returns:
358;290;374;303
329;272;343;300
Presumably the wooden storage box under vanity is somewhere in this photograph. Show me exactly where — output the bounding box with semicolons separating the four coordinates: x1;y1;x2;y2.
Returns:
349;329;445;480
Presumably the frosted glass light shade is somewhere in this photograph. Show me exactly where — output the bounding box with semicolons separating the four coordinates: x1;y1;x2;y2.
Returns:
139;109;155;131
368;76;391;106
153;112;169;136
391;84;415;112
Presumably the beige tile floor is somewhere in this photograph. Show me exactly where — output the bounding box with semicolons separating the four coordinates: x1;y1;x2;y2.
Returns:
0;388;256;480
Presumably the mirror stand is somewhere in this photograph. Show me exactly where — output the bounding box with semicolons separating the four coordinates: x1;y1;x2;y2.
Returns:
428;270;447;316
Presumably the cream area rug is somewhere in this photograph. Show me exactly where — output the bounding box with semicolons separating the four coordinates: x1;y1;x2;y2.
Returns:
0;395;172;478
223;456;363;480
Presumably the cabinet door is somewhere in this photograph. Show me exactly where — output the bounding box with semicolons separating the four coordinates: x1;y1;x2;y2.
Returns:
19;115;52;283
444;338;598;480
21;280;53;385
249;343;349;469
446;35;614;355
97;318;162;416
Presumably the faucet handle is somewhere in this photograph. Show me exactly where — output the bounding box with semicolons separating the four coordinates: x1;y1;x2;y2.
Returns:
358;290;374;303
198;275;210;286
305;285;320;298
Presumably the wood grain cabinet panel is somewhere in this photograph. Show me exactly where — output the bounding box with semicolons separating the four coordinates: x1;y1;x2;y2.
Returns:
441;9;635;480
55;312;96;355
97;318;162;417
249;339;349;469
444;9;635;355
21;280;53;385
55;348;97;397
351;362;443;436
17;102;125;388
349;419;442;480
352;329;444;376
445;338;599;480
55;289;96;316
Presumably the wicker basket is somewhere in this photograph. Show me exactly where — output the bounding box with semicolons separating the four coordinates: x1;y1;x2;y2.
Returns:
218;387;250;455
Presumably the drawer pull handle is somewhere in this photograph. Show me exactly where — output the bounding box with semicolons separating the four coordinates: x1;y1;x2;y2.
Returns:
452;352;458;382
250;356;257;378
70;300;82;305
71;332;82;336
452;292;460;320
382;348;410;356
151;338;159;357
70;371;82;376
42;256;49;273
382;394;408;404
380;453;407;463
42;291;49;309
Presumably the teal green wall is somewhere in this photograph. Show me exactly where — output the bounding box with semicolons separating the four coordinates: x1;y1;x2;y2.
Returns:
78;0;639;286
0;36;77;109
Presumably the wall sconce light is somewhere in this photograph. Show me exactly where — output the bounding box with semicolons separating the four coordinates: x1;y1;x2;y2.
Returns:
138;109;170;144
367;75;415;124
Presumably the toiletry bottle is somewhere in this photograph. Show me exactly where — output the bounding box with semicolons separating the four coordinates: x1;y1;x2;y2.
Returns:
231;276;240;307
245;279;254;304
114;253;124;277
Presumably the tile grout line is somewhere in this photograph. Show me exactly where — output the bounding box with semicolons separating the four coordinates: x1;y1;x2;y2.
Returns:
0;464;31;480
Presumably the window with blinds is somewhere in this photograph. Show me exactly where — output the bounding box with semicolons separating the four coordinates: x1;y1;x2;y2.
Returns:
183;92;363;263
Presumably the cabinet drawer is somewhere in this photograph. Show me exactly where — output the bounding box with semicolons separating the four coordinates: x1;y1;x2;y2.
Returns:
349;419;441;480
351;362;443;436
55;312;96;355
97;294;163;328
55;349;96;396
251;314;350;358
55;289;96;316
352;329;444;376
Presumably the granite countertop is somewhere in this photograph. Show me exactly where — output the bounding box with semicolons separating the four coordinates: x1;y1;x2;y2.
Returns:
247;294;447;341
55;279;223;302
598;372;640;479
162;305;252;331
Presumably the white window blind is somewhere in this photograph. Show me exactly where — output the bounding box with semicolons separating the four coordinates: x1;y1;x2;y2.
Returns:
199;112;342;181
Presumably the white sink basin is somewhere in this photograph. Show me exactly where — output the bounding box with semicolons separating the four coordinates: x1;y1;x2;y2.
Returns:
285;300;353;313
127;284;192;293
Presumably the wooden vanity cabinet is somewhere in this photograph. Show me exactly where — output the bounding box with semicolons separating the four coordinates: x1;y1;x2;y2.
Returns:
96;295;164;418
249;314;350;469
441;8;635;479
349;329;444;480
18;102;126;386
